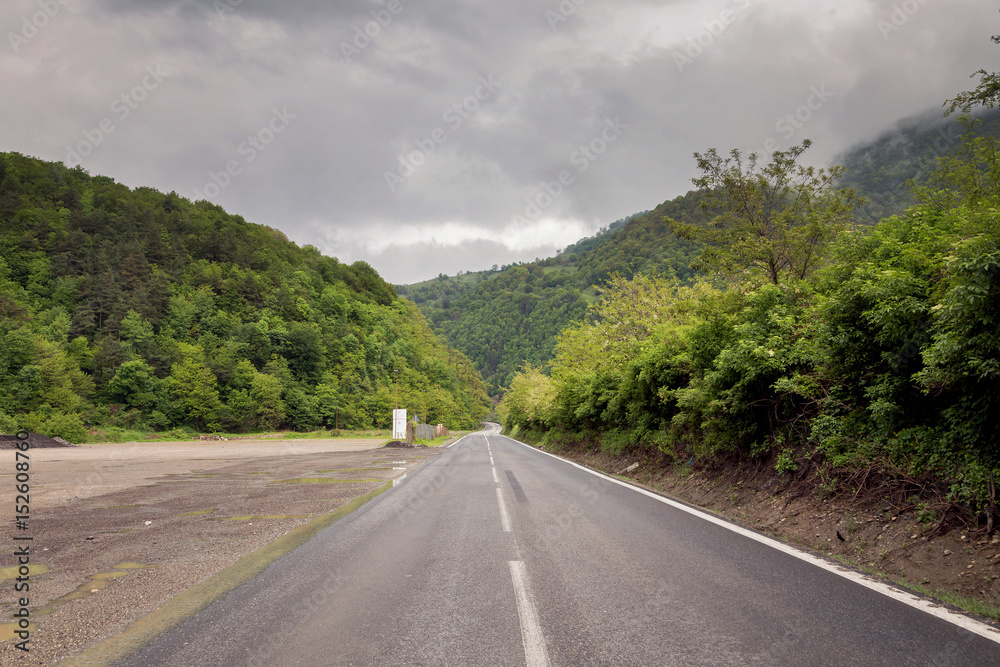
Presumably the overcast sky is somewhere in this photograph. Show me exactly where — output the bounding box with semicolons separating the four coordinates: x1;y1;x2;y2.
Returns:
2;0;996;284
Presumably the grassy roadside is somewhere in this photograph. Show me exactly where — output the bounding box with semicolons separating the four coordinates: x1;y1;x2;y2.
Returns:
84;426;393;444
413;431;470;447
81;426;473;448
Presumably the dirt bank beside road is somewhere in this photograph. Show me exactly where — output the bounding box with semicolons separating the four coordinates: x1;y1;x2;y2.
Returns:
0;438;444;666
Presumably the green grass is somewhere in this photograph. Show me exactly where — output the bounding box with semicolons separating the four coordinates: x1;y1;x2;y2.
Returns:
265;428;391;440
893;578;1000;622
541;265;579;276
829;553;1000;622
413;432;469;447
85;427;392;445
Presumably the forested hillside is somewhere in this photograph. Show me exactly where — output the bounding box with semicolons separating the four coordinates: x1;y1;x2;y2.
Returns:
837;108;1000;222
499;90;1000;530
398;200;704;392
402;109;1000;396
0;152;490;442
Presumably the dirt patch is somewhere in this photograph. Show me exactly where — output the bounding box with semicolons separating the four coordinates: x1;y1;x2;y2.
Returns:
539;440;1000;622
0;439;442;665
382;440;429;449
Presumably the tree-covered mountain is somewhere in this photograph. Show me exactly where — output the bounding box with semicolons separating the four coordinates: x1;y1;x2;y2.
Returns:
402;109;1000;396
398;201;705;392
0;152;490;441
836;107;1000;222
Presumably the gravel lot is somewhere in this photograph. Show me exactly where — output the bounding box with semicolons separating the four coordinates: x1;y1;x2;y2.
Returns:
0;438;443;666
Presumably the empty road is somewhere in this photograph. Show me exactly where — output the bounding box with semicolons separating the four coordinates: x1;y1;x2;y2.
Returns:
112;425;1000;665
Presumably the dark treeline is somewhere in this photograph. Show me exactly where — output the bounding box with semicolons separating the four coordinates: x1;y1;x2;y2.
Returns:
0;153;490;441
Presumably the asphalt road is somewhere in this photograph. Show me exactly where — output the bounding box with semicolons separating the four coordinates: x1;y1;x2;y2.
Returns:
117;425;1000;666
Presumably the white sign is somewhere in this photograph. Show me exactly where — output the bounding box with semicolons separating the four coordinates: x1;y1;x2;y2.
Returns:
392;409;407;440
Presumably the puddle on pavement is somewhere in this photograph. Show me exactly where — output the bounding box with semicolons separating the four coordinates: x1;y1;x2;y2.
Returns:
179;509;216;517
0;622;37;642
0;564;50;584
0;569;50;639
270;477;381;485
34;563;157;616
53;572;132;605
213;514;315;521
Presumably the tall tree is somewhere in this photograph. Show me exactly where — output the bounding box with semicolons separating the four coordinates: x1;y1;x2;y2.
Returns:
668;140;860;285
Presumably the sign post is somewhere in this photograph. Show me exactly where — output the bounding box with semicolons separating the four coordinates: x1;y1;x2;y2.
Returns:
392;409;407;440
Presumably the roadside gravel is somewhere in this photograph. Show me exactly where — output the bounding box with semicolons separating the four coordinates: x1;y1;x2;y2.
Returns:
0;438;443;666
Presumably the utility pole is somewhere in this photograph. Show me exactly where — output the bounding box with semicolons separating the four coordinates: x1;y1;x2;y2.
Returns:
394;369;399;411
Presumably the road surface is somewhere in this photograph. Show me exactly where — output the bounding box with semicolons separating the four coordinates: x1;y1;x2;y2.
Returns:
114;424;1000;665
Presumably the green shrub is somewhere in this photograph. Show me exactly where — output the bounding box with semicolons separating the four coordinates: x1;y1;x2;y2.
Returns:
775;449;798;474
39;412;88;444
0;411;19;435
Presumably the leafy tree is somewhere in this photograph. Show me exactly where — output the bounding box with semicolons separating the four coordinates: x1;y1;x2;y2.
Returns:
107;359;159;410
669;141;861;285
168;344;223;430
283;383;318;431
315;372;344;428
250;373;285;430
496;363;556;430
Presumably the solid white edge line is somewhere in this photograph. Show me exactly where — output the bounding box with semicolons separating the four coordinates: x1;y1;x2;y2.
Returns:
499;435;1000;644
446;432;478;448
449;427;494;448
508;560;551;667
496;487;512;532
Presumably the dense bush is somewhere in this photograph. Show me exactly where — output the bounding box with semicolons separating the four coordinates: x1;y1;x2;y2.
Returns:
500;122;1000;523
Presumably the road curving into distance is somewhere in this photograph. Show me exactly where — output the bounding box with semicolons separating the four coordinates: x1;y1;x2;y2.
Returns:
108;423;1000;665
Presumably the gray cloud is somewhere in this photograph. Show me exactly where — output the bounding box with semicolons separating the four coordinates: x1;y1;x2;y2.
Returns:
2;0;996;284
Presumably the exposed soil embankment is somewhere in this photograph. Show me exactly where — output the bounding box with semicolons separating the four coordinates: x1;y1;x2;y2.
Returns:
535;439;1000;622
